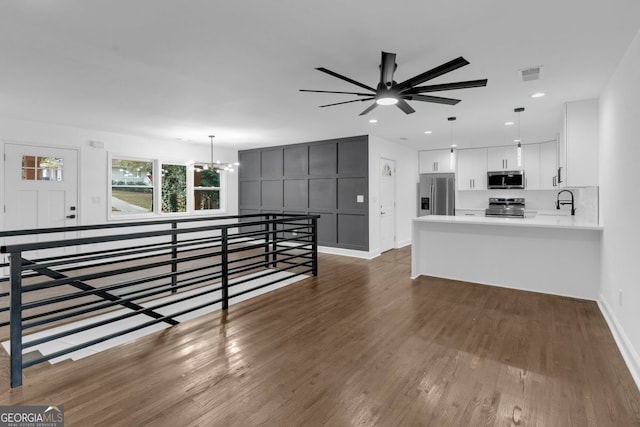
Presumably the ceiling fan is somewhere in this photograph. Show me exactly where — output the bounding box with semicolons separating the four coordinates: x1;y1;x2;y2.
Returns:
300;51;488;115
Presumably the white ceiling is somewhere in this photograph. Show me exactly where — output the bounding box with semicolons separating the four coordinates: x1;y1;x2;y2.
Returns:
1;1;640;151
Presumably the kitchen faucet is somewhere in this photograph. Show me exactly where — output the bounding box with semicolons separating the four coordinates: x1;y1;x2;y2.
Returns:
556;189;576;215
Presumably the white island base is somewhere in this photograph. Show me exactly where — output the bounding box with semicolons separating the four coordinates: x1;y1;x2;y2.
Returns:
411;215;603;300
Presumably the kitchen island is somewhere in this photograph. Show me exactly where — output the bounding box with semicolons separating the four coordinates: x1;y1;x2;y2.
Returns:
411;215;603;300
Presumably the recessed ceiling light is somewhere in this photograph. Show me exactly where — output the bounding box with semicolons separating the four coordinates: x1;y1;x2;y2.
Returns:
504;121;514;126
424;130;432;134
369;119;378;123
531;92;545;98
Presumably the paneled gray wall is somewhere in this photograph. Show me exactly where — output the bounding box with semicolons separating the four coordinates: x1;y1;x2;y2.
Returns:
238;135;369;251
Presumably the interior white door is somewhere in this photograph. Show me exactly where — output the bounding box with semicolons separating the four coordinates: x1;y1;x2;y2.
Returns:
3;143;79;263
379;158;396;253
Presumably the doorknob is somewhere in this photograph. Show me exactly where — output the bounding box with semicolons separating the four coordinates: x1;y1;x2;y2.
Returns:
380;211;386;215
66;214;76;219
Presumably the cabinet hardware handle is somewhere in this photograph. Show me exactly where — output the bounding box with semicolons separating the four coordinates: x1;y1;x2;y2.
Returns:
66;214;76;219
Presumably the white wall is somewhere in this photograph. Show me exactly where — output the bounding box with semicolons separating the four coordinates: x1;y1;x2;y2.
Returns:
368;135;419;254
599;27;640;387
0;117;238;229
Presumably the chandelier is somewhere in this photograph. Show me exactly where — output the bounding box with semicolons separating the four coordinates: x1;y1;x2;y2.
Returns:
194;135;239;173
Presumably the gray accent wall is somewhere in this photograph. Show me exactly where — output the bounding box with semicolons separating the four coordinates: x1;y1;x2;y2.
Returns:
238;135;369;251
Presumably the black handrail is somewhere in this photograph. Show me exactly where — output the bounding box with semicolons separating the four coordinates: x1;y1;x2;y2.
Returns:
0;213;318;388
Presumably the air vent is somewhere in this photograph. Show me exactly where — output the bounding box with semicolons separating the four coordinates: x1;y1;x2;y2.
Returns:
519;66;542;82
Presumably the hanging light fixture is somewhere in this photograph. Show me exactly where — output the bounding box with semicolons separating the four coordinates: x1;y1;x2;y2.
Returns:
514;107;524;167
448;116;456;169
194;135;240;173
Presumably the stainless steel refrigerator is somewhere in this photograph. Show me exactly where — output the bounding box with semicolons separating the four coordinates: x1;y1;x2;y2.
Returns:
417;173;455;216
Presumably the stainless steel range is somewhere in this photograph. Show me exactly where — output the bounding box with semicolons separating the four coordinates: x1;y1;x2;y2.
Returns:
485;198;525;218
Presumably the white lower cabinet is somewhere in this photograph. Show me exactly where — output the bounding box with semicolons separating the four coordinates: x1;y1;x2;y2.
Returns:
456;209;485;217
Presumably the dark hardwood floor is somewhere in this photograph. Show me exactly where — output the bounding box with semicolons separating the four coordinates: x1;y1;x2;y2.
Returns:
1;247;639;426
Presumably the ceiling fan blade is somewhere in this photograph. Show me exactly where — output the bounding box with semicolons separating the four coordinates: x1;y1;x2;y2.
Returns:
300;89;374;96
403;94;461;105
395;99;416;114
396;57;470;91
380;51;397;88
316;67;376;92
402;79;488;94
359;103;379;116
319;98;374;108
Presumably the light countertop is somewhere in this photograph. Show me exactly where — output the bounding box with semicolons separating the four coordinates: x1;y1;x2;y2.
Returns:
414;214;602;231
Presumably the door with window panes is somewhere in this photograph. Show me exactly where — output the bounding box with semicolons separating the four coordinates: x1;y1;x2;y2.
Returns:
3;143;79;266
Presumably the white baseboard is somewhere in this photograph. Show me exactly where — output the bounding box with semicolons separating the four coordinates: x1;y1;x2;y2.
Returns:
396;239;411;249
318;246;380;260
598;296;640;391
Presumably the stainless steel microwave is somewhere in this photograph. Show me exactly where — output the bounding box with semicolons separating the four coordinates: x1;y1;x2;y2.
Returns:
487;170;525;189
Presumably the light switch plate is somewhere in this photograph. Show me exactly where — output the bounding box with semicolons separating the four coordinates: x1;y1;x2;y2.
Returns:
356;195;364;203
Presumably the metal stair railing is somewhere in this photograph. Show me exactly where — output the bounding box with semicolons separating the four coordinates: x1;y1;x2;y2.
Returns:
0;213;318;388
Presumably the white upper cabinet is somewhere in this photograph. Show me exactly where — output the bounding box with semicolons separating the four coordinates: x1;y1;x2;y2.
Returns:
523;144;541;189
540;140;558;189
419;149;455;173
558;99;599;187
457;148;487;190
487;146;520;171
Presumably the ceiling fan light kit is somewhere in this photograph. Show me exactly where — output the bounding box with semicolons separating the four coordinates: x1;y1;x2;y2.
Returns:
300;51;488;115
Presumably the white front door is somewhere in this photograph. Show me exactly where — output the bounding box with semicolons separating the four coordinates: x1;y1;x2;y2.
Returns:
3;143;79;262
379;158;396;253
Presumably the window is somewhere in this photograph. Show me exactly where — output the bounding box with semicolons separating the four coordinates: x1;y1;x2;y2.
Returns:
194;168;221;211
109;156;227;218
22;155;64;181
161;164;187;213
111;159;154;215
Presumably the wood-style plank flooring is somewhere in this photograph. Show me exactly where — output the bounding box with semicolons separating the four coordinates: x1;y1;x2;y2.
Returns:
1;247;639;426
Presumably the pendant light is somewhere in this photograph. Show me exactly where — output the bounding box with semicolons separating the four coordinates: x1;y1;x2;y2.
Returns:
514;107;524;167
448;116;456;169
195;135;240;173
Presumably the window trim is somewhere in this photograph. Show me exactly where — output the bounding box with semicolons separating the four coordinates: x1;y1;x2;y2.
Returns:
160;162;188;215
108;154;156;220
190;162;227;213
108;154;229;221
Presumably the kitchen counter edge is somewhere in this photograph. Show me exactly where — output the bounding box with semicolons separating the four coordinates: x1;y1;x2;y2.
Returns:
413;215;602;231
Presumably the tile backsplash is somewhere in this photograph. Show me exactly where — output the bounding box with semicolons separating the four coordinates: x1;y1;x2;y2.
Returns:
456;187;599;223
